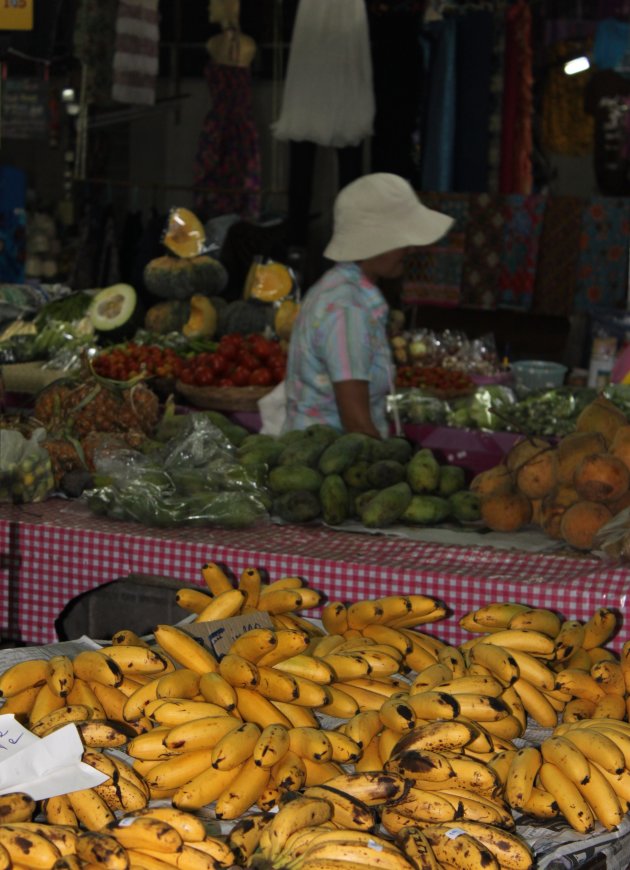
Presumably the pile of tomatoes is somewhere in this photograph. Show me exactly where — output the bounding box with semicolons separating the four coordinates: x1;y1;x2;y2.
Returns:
396;364;474;393
179;333;287;388
93;334;287;388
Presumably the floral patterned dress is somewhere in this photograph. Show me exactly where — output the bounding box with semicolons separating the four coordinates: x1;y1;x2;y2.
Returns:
193;61;261;221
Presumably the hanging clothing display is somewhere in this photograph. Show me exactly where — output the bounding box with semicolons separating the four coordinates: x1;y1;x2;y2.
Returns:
532;196;583;317
193;60;261;222
541;39;595;156
73;0;118;104
499;0;533;195
584;70;630;196
419;16;457;192
497;194;546;310
112;0;160;106
273;0;374;148
574;198;630;312
459;193;505;309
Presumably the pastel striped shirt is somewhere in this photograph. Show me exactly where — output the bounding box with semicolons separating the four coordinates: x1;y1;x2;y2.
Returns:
283;261;393;436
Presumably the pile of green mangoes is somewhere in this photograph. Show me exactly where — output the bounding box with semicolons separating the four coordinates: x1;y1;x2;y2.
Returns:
235;425;481;529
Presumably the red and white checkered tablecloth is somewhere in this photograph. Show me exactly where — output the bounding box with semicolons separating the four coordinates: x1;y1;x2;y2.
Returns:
0;499;628;649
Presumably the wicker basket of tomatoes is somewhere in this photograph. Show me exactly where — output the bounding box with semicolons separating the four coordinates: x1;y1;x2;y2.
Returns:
395;365;475;399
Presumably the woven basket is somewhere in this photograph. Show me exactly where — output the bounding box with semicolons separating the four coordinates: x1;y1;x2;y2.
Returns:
175;381;273;412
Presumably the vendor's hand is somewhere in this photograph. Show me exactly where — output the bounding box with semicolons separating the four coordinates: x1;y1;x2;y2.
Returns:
333;380;382;439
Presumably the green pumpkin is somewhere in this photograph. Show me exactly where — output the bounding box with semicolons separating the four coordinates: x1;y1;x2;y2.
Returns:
144;254;228;300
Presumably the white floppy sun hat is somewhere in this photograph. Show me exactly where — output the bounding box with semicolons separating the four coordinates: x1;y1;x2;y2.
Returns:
324;172;454;262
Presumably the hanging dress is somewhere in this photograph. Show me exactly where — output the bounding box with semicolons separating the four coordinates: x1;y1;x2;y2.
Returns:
193;59;261;221
273;0;374;148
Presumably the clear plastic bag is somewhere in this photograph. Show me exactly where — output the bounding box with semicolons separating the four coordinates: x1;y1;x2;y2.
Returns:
86;415;270;528
594;508;630;563
0;428;55;503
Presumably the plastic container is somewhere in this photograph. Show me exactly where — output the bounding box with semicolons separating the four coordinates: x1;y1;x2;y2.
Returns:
511;360;567;392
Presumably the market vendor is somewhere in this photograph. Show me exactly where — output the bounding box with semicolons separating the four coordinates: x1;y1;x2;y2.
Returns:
283;173;453;438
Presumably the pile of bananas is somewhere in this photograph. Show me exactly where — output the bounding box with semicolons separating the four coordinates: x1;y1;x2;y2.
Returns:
1;558;630;868
0;792;235;869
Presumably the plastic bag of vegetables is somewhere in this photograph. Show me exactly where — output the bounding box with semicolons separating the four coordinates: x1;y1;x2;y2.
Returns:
0;428;55;503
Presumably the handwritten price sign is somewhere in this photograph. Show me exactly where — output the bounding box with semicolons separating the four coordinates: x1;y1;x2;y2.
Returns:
0;0;34;31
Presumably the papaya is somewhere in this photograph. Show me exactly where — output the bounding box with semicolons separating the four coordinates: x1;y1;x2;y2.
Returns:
437;465;466;497
359;482;412;528
401;494;451;525
273;490;321;523
318;433;369;475
320;474;350;525
268;465;323;494
406;448;440;493
366;459;406;489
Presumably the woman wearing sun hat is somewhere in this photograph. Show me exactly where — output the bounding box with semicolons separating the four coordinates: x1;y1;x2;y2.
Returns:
283;173;454;438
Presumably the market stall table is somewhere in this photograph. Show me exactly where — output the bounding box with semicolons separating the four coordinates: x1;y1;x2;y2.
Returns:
0;498;628;648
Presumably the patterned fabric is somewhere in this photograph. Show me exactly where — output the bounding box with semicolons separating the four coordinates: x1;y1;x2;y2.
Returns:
112;0;160;106
419;17;457;192
193;62;261;222
541;39;595;156
460;193;505;309
497;194;546;310
487;8;506;193
402;193;469;307
499;0;533;194
573;198;630;312
284;262;393;437
533;196;583;317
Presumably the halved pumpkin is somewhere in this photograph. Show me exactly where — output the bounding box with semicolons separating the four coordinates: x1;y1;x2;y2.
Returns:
245;261;294;302
182;295;217;339
274;298;300;340
163;207;207;258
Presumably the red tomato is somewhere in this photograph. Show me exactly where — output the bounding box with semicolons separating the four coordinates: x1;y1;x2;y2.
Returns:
232;366;251;386
195;368;215;386
209;353;229;375
249;367;273;386
236;351;260;371
248;335;274;358
218;377;235;387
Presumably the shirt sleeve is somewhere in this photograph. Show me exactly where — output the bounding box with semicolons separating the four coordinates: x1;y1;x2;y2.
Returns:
319;303;373;383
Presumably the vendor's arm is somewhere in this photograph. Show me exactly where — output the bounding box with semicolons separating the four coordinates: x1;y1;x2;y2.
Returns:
333;380;382;438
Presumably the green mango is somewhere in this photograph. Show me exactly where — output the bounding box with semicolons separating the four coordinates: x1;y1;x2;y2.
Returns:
407;448;441;493
401;494;451;525
359;482;412;528
438;465;467;498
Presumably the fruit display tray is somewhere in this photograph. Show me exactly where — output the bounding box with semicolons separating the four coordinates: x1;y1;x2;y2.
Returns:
175;381;274;412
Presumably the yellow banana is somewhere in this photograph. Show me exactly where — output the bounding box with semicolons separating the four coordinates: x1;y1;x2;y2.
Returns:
229;628;278;664
316;685;359;719
272;654;334;684
293;837;412;870
96;643;172;674
72;649;124;687
541;735;590;786
356;732;385;770
554;668;606;703
593;693;627;719
538;761;595;833
143;748;215;789
410;662;453;692
237;567;263;608
156;669;202;701
174;586;214;613
28;682;66;726
553;620;586;661
420;827;499;870
453;692;512;722
575;761;625;830
41;794;78;827
197;671;237;711
219;653;260;688
506;648;556;692
324;729;361;764
321;654;372;681
437;645;467;678
466;603;531;630
512;677;558;728
234;686;292;729
256;588;305;614
172;762;243;810
256;665;301;702
387;605;448;629
563;697;597;722
423;821;534;870
486;749;517;787
0;826;61;869
309;634;346;657
341;709;383;749
153;625;219;674
271;611;325;637
391;719;477;755
361;623;412;655
582;608;617;650
331;681;385;711
128;728;182;761
185;835;237;866
158;714;238;753
45;654;75;697
437;788;512;827
444;754;501;794
74;830;131;868
468;643;519;685
271;748;307;791
0;793;35;823
378;694;417;732
106;816;183;853
591;659;626;695
508;607;562;637
94;777;147;812
65;677;106;716
0;684;39;718
565;647;593;671
227;812;273;866
30;703;94;736
271;699;319;728
395;825;440;870
472;629;556;656
215;756;271;820
407;690;460;720
67;787;116;830
253;723;290;768
257;630;310;667
288;726;333;762
561;726;626;775
78;719;133;748
302;784;375;831
194;587;246;623
111;628;151;647
9;822;79;858
321;602;349;635
385;747;454;783
345;599;385;630
0;657;49;698
87;681;137;729
123;679;161;722
258;780;280;811
589;760;630;803
257;795;333;860
211;721;261;770
520;785;560;819
321;770;410;806
150;700;229;727
432;674;504;697
200;561;235;595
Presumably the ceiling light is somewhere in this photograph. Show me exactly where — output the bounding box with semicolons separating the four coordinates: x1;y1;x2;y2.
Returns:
564;56;590;75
